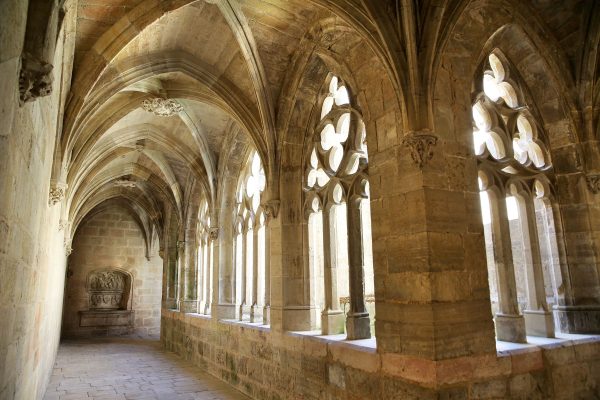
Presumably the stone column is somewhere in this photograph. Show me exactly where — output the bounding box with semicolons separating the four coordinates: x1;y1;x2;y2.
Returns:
263;218;271;325
345;195;371;339
250;223;260;322
176;241;185;311
203;239;212;315
239;229;248;320
517;193;554;337
321;205;345;334
180;242;198;313
487;190;526;342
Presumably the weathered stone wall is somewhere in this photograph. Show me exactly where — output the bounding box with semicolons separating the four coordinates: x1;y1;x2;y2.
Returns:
0;1;76;399
162;311;600;400
63;206;162;338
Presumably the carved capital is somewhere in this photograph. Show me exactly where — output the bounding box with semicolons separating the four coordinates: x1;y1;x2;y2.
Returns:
142;98;183;117
176;240;186;250
586;174;600;194
49;181;67;206
19;54;53;104
402;131;438;169
264;199;281;220
64;239;72;255
209;227;219;241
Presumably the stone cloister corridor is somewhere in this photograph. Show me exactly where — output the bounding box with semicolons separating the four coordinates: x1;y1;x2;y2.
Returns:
2;0;600;399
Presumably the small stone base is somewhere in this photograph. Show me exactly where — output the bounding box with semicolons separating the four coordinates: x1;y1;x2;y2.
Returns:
554;305;600;334
262;305;270;325
321;309;345;335
524;309;554;338
346;312;371;340
239;304;252;321
163;299;177;310
179;300;198;314
250;305;263;323
495;313;526;343
213;303;236;319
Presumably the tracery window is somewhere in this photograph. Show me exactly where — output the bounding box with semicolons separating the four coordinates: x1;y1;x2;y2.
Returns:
196;199;212;315
234;150;267;323
473;52;562;342
304;75;374;339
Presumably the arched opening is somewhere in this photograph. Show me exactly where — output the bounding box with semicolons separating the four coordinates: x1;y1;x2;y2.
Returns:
474;52;561;342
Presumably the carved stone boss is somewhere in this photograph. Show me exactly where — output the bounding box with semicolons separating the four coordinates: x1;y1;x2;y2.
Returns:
142;98;183;117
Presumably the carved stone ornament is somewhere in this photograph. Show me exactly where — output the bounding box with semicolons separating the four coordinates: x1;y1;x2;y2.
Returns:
19;54;53;104
264;199;281;220
49;182;67;206
88;270;130;310
142;98;183;117
58;219;68;231
114;179;137;188
177;240;186;250
402;131;439;169
209;227;219;241
64;239;73;255
586;174;600;194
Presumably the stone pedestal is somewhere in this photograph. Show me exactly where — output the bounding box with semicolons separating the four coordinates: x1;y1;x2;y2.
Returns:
524;309;554;337
79;310;134;328
213;303;236;319
179;300;198;314
495;313;527;343
554;305;600;334
239;304;252;321
164;298;177;310
250;305;262;323
346;312;371;340
321;309;344;335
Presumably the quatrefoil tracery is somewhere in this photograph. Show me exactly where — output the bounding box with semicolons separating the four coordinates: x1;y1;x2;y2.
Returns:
236;151;266;230
473;53;550;173
305;76;368;199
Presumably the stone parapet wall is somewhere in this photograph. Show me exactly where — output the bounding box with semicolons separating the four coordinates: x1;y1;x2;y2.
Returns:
162;310;600;399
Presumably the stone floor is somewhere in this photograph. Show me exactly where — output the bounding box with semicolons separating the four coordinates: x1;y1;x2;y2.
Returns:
43;338;250;400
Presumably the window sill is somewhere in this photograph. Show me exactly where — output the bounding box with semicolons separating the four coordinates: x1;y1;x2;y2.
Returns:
185;312;212;320
288;330;377;352
496;332;600;355
221;319;271;332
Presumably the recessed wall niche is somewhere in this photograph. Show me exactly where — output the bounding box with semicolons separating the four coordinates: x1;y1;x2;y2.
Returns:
79;269;134;330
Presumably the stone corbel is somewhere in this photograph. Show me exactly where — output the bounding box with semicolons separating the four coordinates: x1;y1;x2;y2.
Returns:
209;227;219;241
58;219;68;231
19;54;53;104
263;199;281;222
19;0;65;105
64;239;72;255
585;174;600;194
402;130;439;169
49;181;67;206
